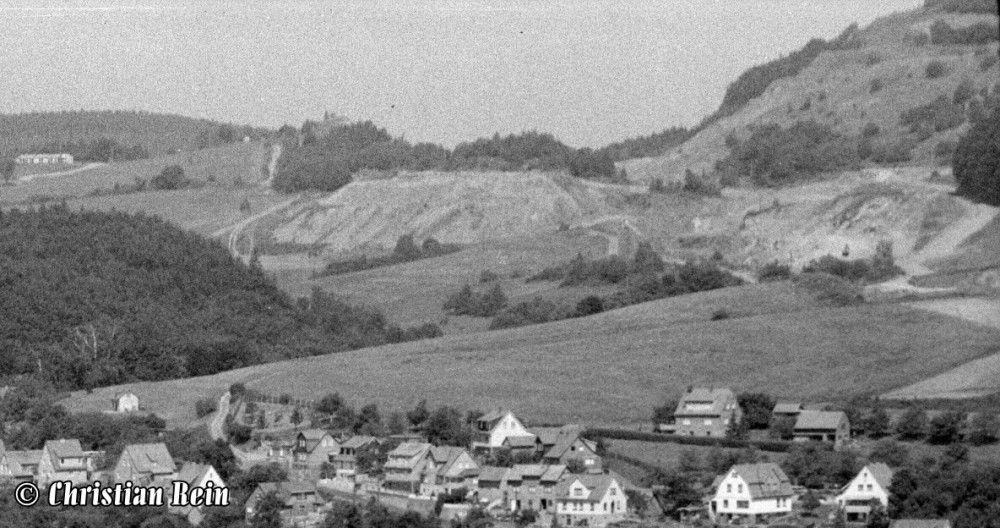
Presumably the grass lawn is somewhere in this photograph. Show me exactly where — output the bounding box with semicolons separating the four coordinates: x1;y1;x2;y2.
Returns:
62;281;1000;428
273;230;613;330
606;439;789;471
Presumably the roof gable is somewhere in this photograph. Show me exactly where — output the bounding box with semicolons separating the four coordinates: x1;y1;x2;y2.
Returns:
729;463;794;500
794;410;847;431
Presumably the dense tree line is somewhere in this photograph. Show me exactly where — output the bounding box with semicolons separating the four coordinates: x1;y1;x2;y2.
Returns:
0;205;439;390
0;110;268;157
925;0;999;15
19;136;150;163
597;126;693;161
715;120;859;187
315;234;462;277
272;122;621;192
954;108;1000;204
929;19;999;46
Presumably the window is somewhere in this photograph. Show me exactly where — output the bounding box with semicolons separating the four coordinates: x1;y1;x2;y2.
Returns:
610;488;616;496
727;484;732;493
723;500;728;508
704;419;713;425
682;419;691;425
604;503;608;511
585;459;594;465
737;500;749;509
737;484;742;493
574;488;583;497
867;484;873;491
590;504;594;512
858;484;863;491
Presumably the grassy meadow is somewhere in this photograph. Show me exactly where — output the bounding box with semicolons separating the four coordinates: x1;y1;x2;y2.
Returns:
61;281;1000;427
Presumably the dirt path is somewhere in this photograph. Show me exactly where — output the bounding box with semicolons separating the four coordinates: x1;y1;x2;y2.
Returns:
212;196;299;260
884;298;1000;399
209;392;230;441
18;162;105;181
262;143;282;188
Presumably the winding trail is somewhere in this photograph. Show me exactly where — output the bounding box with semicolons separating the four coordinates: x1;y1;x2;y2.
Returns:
212;196;299;260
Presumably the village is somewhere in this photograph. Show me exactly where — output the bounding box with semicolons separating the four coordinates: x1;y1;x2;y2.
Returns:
0;385;961;528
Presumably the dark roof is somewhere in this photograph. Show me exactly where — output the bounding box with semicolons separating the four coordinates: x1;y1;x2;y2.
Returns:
730;463;794;500
794;410;848;431
554;474;620;502
476;409;508;424
477;466;509;482
544;434;596;460
772;403;803;414
503;435;537;448
122;443;177;475
674;387;737;417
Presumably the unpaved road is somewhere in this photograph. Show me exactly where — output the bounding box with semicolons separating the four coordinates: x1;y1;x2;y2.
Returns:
18;162;105;181
884;297;1000;399
262;143;282;188
212;196;299;260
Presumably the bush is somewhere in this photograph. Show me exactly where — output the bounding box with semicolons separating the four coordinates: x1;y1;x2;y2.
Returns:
195;397;217;418
682;168;720;196
901;96;965;132
444;283;508;317
862;122;880;138
925;60;949;79
953;79;976;105
954;107;1000;204
758;261;792;282
490;297;564;330
930;19;999;45
151;164;189;190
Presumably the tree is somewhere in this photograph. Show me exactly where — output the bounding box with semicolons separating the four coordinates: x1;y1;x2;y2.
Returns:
0;159;15;182
151;164;189;190
316;392;344;416
424;406;469;446
515;509;537;527
250;492;284;528
769;415;795;440
866;502;890;528
575;295;604;317
801;491;821;512
726;416;749;440
896;407;928;440
393;234;422;261
968;412;999;445
355;403;382;435
954;107;1000;205
408;399;430;428
866;405;891;438
631;241;665;275
737;392;776;429
386;411;407;435
928;410;965;445
869;439;909;468
290;407;302;426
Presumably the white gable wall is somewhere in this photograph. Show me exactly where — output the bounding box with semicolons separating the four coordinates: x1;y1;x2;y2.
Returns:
488;413;531;448
712;471;792;519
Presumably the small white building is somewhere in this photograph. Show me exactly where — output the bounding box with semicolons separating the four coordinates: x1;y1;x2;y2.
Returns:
835;463;893;522
554;474;628;527
113;392;139;412
15;153;74;165
710;463;795;524
471;409;535;453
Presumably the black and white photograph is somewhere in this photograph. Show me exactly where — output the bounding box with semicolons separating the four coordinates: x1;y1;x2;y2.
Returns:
0;0;999;526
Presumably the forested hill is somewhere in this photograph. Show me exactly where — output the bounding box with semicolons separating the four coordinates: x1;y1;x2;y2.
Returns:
0;205;439;390
0;110;271;157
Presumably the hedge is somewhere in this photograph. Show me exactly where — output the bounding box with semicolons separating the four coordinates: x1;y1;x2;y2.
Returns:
583;428;827;453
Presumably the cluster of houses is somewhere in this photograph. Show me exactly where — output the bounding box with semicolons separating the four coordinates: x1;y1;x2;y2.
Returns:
14;153;74;165
658;387;851;449
0;439;224;526
248;409;632;527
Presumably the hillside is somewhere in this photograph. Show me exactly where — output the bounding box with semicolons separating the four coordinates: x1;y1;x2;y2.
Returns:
623;6;998;182
0;110;270;157
0;205;438;391
62;281;1000;426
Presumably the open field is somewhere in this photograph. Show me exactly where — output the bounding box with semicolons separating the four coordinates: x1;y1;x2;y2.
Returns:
61;281;1000;427
1;141;268;205
273;230;614;330
606;439;789;471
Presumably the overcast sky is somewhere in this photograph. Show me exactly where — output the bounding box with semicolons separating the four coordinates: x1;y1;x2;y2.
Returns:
1;0;921;147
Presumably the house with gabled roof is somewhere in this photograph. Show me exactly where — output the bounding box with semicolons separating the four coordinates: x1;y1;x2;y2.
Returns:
835;463;893;522
292;429;339;480
663;387;742;437
245;480;322;520
709;463;794;523
38;439;91;485
771;403;803;419
554;473;628;527
793;410;851;449
331;435;380;473
0;449;42;482
168;462;227;526
420;446;479;497
383;441;432;493
113;392;140;413
542;433;601;473
114;443;177;485
472;409;535;454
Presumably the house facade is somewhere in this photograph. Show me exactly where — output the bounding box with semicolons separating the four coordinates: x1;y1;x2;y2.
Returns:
245;481;322;520
113;392;140;412
420;446;479;497
542;434;601;473
292;429;339;480
835;463;893;522
793;410;851;449
472;410;535;453
383;442;432;493
15;153;74;165
0;450;42;482
710;463;794;523
114;443;177;485
331;435;379;473
168;462;227;526
37;439;91;485
666;387;742;437
554;474;627;527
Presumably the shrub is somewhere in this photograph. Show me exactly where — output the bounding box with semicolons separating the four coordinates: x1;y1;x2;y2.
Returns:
682;168;720;196
862;122;880;138
925;60;949;79
953;79;976;105
864;52;882;66
758;261;792;282
444;283;508;317
151;164;189;190
900;96;965;132
896;407;929;440
575;295;605;317
711;308;730;320
954;107;1000;204
195;397;217;418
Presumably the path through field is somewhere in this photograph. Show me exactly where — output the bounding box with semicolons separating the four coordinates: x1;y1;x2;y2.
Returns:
884;297;1000;399
262;143;282;188
212;196;299;260
18;162;105;181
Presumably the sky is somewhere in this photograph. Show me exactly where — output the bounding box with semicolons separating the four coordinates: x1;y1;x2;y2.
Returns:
1;0;922;148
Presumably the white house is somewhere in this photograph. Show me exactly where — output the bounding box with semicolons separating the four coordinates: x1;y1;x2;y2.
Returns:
15;153;74;165
835;463;893;522
554;474;627;527
472;410;535;453
710;463;795;524
113;392;139;412
168;462;227;526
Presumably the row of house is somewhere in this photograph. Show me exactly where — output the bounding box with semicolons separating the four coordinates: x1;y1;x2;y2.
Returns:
15;153;74;164
657;387;851;449
710;462;894;524
0;440;225;526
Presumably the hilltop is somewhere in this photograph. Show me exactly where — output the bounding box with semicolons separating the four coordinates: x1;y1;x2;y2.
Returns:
0;110;270;157
624;5;998;182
